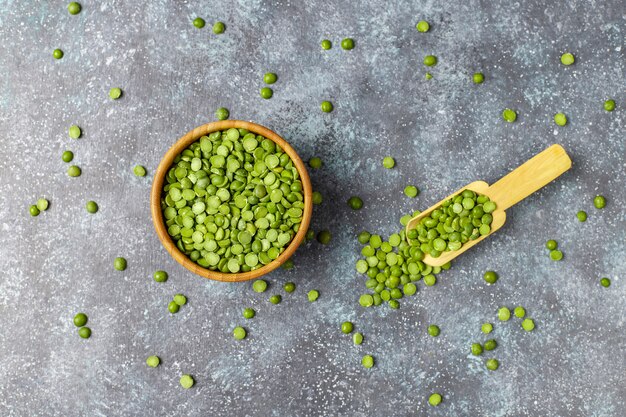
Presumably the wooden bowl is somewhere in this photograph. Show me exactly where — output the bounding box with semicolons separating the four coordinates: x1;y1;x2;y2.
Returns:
150;120;313;282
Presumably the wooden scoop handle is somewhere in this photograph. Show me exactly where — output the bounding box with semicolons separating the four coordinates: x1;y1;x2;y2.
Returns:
487;144;572;211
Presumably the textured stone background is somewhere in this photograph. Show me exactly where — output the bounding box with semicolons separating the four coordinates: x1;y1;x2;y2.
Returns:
0;1;624;416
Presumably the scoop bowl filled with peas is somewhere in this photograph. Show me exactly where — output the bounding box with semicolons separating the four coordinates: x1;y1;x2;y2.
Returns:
151;121;313;282
405;144;571;266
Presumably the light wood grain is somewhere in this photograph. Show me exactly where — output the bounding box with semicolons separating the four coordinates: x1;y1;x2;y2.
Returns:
150;120;313;282
406;144;571;267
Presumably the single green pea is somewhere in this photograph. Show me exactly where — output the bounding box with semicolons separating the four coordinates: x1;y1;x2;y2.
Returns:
341;321;354;334
36;198;49;211
133;165;147;177
269;294;282;304
550;250;563;261
215;107;229;120
521;318;535;331
425;72;433;80
424;274;436;286
483;270;498;284
560;52;575;66
86;201;98;213
153;270;168;282
355;259;364;274
484;339;497;351
498;307;511;321
357;231;371;244
260;87;273;99
321;39;332;50
545;240;557;250
427;324;440;337
67;2;81;15
400;214;413;227
473;72;485;84
483;200;497;213
341;38;355;50
312;191;323;205
554;113;567;126
67;165;81;177
212;21;225;34
481;323;493;334
233;326;247;340
114;257;127;271
382;156;395;169
168;301;180;313
502;108;517;123
62;150;74;163
317;230;331;245
252;280;268;293
192;17;205;28
403;283;417;296
29;205;40;217
416;20;430;32
361;354;374;368
593;195;606;209
388;299;400;309
53;49;64;59
320;101;334;112
353;332;363;345
428;393;442;406
69;125;82;139
281;258;294;270
576;210;587;222
305;229;315;241
309;157;323;169
514;306;526;318
73;312;88;327
243;308;255;319
423;55;437;66
369;234;382;248
146;355;160;368
359;294;374;307
263;72;277;84
404;185;419;198
604;99;615;112
486;358;499;371
109;87;122;100
307;289;319;302
179;374;194;389
347;196;363;210
173;294;187;306
78;327;91;338
600;277;611;288
471;343;483;356
283;282;296;293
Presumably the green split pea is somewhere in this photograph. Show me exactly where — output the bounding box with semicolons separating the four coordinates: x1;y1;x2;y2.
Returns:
67;2;81;15
146;356;160;368
180;374;194;389
109;88;122;100
161;128;304;273
416;20;430;32
213;22;225;34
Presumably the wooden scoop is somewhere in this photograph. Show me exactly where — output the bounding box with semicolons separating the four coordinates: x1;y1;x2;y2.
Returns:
406;144;572;266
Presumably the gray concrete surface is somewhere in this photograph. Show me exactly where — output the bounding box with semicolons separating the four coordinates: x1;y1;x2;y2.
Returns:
0;1;624;416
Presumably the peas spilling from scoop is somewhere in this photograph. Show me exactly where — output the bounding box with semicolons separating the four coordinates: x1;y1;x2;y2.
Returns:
406;189;497;258
161;128;305;273
354;212;451;309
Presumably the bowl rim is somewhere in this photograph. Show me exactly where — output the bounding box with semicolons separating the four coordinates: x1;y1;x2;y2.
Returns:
150;120;313;282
